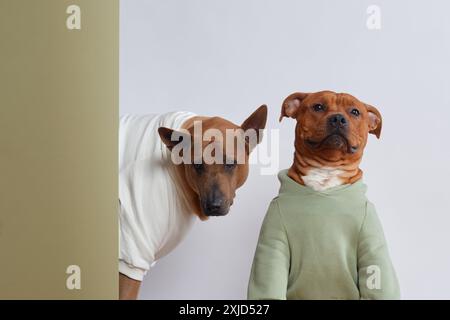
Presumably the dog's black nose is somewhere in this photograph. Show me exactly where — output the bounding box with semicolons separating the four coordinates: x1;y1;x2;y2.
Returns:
206;199;223;212
202;185;230;216
204;198;229;216
328;114;348;129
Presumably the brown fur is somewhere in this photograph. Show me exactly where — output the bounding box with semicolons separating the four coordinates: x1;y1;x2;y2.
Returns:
159;105;267;219
119;273;141;300
280;91;382;186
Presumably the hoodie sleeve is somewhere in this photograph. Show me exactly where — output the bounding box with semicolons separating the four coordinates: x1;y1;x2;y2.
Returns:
247;200;290;300
357;202;400;299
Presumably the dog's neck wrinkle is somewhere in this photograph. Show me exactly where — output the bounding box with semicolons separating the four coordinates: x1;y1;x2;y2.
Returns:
289;149;362;191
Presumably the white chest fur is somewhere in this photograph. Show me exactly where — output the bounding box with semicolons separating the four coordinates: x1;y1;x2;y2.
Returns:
301;167;345;191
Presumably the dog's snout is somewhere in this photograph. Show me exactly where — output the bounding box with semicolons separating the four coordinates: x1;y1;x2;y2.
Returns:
206;198;223;212
328;114;348;129
202;187;229;216
204;199;228;216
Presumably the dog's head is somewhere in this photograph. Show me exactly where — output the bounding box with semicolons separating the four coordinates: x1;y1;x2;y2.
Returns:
158;105;267;217
280;91;382;163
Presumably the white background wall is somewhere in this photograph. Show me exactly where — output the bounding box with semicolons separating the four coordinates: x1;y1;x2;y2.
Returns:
120;0;450;299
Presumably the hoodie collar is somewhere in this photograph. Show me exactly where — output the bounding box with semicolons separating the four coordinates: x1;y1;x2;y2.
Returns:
277;169;367;197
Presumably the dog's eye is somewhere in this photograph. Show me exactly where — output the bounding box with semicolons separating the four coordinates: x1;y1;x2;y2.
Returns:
312;104;326;112
350;108;360;117
224;162;237;171
193;163;204;172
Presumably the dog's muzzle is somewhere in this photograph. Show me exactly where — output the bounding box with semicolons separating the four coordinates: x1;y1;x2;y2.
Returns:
201;191;230;217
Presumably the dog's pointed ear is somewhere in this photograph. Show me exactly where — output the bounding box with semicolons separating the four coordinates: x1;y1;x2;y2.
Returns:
365;104;382;139
240;104;268;145
158;127;191;151
280;92;309;122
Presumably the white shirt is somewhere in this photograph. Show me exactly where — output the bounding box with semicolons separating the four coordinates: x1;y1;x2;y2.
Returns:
118;111;196;281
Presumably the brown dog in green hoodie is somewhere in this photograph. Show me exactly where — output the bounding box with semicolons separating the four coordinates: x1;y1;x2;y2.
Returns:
248;91;400;300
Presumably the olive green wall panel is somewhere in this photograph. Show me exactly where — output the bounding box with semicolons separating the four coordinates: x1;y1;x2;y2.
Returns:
0;0;118;299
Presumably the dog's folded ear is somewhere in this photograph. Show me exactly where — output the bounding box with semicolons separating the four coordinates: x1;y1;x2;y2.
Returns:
365;104;382;139
158;127;191;151
280;92;309;121
240;105;268;148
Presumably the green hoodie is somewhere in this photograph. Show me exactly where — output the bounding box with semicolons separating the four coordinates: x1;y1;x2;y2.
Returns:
248;170;400;300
